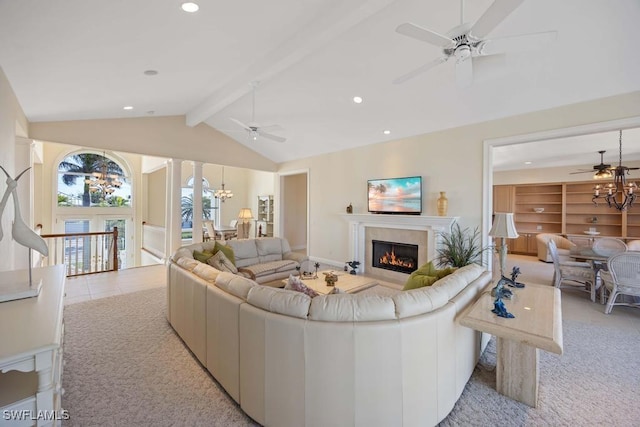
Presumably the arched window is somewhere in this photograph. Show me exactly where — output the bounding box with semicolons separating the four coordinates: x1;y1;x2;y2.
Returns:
57;152;131;207
181;176;220;229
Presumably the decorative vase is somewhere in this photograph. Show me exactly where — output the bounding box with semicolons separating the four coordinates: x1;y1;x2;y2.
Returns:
437;192;448;216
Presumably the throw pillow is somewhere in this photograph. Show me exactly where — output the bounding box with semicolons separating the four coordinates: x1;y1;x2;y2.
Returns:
285;275;319;298
207;250;239;274
193;250;214;263
435;267;457;280
414;261;437;276
214;241;236;265
403;273;438;291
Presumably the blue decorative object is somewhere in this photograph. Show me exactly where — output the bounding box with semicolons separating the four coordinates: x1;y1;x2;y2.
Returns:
491;282;515;319
497;266;525;288
346;260;360;275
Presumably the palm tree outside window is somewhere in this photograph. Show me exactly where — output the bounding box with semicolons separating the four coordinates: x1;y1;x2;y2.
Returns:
58;152;131;207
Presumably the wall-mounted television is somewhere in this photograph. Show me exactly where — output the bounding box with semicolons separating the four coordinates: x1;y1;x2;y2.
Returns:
367;176;422;215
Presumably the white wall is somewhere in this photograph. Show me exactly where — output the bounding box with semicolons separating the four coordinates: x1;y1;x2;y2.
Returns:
0;67;28;271
277;91;640;265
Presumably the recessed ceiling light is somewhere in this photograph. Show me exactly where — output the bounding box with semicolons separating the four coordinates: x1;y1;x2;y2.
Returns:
123;106;133;110
353;96;363;104
383;130;391;135
181;2;199;12
524;161;532;165
144;70;158;76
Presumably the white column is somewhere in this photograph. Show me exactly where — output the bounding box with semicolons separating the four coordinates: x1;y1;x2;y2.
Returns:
164;161;172;261
164;159;183;259
192;161;203;243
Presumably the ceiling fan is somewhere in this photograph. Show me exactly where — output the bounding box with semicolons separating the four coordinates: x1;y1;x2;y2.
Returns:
394;0;557;86
570;150;613;178
229;81;286;143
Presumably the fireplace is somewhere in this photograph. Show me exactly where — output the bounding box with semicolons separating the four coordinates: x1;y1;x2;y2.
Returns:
372;240;418;274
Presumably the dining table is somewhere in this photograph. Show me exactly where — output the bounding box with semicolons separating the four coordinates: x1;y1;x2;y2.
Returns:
215;225;238;241
569;246;609;303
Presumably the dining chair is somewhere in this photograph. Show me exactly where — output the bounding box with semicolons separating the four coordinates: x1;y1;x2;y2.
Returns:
548;240;594;297
203;220;217;241
591;238;627;303
602;251;640;314
592;238;627;257
626;240;640;251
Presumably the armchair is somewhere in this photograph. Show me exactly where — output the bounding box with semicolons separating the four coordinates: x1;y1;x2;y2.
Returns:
536;233;576;262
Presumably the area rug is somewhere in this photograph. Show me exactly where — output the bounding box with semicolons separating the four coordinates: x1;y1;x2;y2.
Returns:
63;287;640;426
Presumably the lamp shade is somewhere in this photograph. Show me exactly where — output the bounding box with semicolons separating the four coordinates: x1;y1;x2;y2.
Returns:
238;208;254;221
489;213;519;238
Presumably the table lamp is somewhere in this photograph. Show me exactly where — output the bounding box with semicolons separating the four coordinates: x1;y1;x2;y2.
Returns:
237;208;254;239
489;213;519;277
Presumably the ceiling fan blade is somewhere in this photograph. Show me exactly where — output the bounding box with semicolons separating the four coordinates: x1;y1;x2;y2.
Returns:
257;130;286;143
393;56;448;84
396;23;455;48
478;31;557;56
469;0;525;40
455;57;473;87
570;170;597;175
229;117;251;131
256;124;283;132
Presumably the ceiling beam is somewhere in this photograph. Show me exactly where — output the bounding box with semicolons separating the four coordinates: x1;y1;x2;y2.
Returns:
185;0;397;127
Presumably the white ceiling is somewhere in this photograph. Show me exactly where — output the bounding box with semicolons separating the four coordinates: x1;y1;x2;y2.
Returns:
1;0;639;165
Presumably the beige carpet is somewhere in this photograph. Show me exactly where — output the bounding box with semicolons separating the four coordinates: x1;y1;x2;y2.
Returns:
62;258;640;426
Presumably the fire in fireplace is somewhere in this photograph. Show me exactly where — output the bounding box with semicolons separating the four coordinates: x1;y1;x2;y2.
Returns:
372;240;418;274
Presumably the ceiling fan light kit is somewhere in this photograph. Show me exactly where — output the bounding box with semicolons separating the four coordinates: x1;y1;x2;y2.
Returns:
592;130;638;211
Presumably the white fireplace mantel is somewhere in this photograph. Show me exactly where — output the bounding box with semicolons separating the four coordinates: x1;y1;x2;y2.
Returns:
340;214;459;274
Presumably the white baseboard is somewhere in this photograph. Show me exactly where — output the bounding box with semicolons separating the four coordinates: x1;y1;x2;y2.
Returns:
291;244;306;251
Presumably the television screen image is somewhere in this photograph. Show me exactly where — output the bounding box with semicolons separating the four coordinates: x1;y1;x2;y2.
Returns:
368;176;422;214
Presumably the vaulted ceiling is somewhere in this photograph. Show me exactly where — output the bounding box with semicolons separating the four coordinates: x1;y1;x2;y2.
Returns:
1;0;639;166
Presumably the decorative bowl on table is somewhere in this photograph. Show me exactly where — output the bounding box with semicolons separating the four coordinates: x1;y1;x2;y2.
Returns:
533;207;545;213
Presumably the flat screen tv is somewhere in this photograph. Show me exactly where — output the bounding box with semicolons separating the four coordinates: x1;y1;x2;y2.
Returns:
368;176;422;215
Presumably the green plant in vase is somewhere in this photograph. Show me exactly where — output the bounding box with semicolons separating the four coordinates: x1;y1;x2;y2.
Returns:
436;223;489;268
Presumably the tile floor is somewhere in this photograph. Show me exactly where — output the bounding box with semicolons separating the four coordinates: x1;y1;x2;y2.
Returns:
64;264;166;305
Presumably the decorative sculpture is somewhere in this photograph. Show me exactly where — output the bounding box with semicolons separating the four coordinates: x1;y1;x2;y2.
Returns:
490;281;515;319
323;271;338;286
346;260;360;275
497;266;525;288
0;166;49;289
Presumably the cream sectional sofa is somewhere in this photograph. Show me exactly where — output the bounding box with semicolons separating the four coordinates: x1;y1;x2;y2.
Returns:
167;246;492;427
172;237;307;284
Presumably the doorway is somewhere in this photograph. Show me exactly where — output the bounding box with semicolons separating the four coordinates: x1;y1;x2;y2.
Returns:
279;171;309;255
56;215;133;269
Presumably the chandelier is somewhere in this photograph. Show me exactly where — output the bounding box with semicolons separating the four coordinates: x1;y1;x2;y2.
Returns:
85;152;123;196
592;130;638;211
213;167;233;202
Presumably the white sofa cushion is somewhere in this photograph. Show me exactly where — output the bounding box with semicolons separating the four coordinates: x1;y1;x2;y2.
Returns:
309;294;396;321
392;286;449;319
192;263;222;283
226;239;260;267
432;264;484;299
256;238;284;263
177;257;200;272
246;286;311;319
215;272;257;300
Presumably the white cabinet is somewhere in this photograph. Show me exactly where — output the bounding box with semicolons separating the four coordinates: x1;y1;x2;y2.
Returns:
256;195;274;237
0;265;66;426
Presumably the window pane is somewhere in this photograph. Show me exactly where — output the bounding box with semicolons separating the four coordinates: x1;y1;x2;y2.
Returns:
57;152;131;207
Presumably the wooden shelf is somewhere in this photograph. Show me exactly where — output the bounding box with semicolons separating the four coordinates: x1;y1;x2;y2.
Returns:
495;180;639;242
